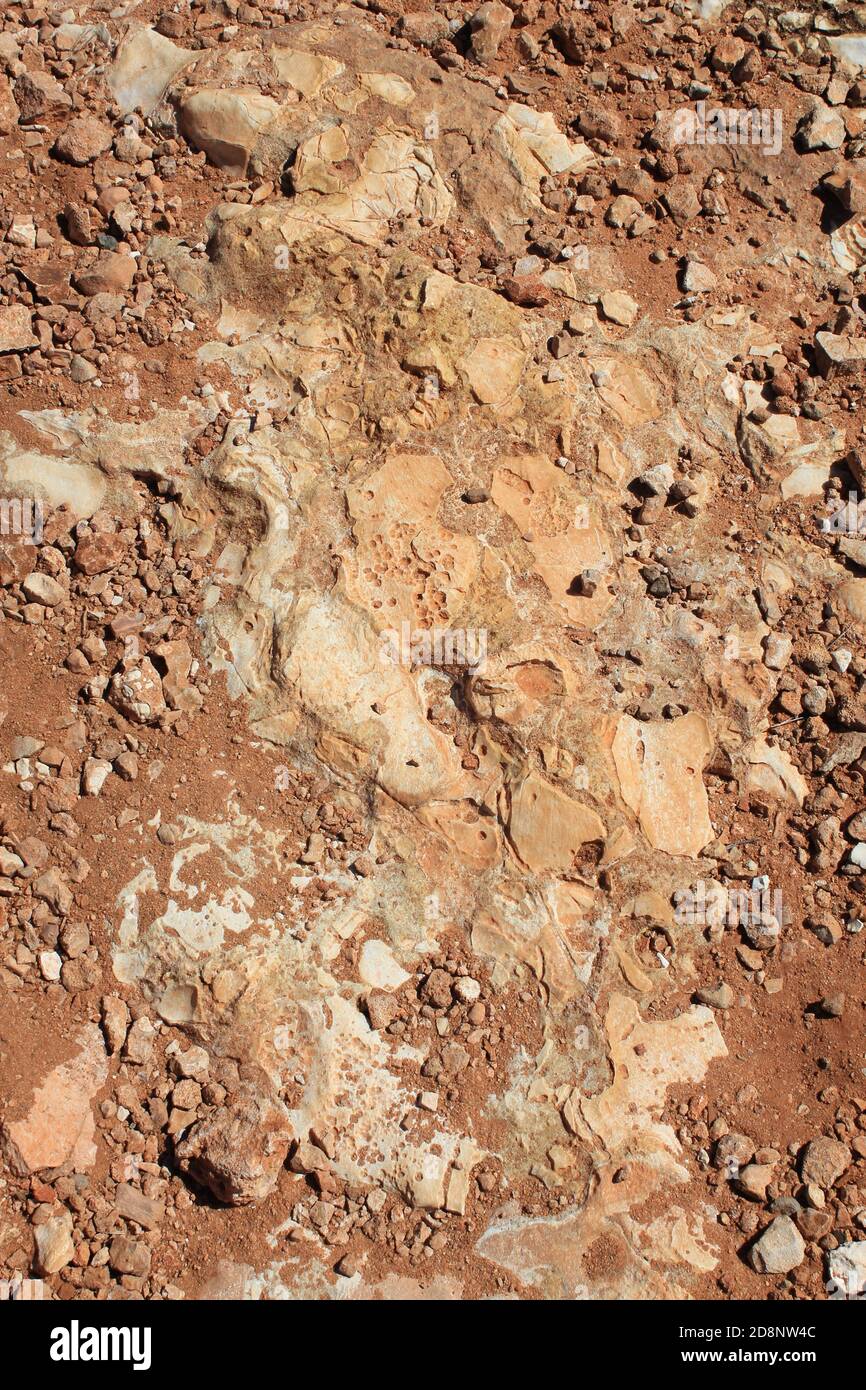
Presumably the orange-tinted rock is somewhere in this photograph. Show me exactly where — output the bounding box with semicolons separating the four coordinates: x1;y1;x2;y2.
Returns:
53;116;113;165
0;1025;108;1176
73;532;126;575
74;253;135;297
175;1086;294;1204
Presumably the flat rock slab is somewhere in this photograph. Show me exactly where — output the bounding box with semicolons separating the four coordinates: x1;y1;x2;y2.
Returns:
0;1024;108;1175
0;306;37;353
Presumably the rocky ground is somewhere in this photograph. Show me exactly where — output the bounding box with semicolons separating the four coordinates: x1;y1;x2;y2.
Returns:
1;0;866;1304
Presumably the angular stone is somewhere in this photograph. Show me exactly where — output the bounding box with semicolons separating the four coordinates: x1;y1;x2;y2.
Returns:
734;1163;775;1201
600;290;639;327
124;1016;156;1064
53;117;113;165
101;995;130;1055
175;1086;294;1205
179;89;280;173
398;13;450;46
800;1137;850;1189
108;26;199;116
109;1235;152;1276
713;1133;755;1171
696;982;734;1011
74;254;136;297
82;757;112;796
32;868;72;917
797;103;846;152
0;75;20;135
680;259;717;293
748;1216;805;1274
358;940;411;991
365;990;399;1031
0;306;38;353
468;2;513;64
34;1214;75;1275
22;572;64;606
827;1241;866;1300
815;331;866;378
14;71;72;122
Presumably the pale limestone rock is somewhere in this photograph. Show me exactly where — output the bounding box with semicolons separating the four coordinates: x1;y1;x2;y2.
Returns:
468;2;513;64
38;951;62;981
681;258;717;293
478;997;726;1296
797;102;846;152
270;48;344;97
587;353;659;425
281;593;467;807
359;72;415;106
21;572;64;606
125;1016;156;1064
2;13;841;1303
827;1241;866;1299
108;26;199;115
575;995;727;1163
101;995;130;1055
611;714;714;856
444;1137;484;1215
358;940;411;991
742;739;809;806
1;1025;107;1175
82;758;113;796
815;330;866;378
831;216;866;276
461;336;526;403
34;1214;75;1276
506;771;605;874
179;89;281;173
828;36;866;70
344;451;480;633
291;125;350;193
497;102;596;178
600;290;639;326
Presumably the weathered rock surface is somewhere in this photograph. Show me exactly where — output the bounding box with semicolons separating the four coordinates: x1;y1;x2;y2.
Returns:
0;1;864;1314
175;1086;294;1205
0;1026;108;1176
748;1217;805;1275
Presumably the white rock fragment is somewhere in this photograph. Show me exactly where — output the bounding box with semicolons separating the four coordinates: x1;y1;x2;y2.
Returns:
453;976;482;1004
358;940;411;991
748;1216;805;1274
82;758;113;796
38;951;62;981
797;103;846;152
762;632;792;670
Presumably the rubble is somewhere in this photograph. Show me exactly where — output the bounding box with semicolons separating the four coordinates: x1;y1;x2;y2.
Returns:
175;1087;294;1206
